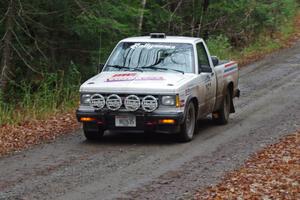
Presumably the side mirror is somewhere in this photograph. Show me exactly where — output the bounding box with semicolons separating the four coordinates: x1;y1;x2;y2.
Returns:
97;63;105;73
200;66;212;73
211;56;219;67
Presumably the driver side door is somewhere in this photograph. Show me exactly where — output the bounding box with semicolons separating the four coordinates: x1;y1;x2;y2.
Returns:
196;42;217;114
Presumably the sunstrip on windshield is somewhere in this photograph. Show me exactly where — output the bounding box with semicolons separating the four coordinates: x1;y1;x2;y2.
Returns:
224;62;238;78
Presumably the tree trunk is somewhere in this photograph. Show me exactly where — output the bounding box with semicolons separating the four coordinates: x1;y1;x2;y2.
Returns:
197;0;209;38
138;0;147;35
191;0;195;37
0;0;15;93
168;0;182;32
203;0;209;12
203;0;210;39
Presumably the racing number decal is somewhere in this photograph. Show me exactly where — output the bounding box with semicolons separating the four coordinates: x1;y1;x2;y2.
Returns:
204;74;212;91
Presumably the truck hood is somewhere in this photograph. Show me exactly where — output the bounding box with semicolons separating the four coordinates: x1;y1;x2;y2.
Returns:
80;72;196;94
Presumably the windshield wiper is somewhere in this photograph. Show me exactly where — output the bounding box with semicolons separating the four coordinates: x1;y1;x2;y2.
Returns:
106;65;143;72
140;56;184;74
140;66;184;74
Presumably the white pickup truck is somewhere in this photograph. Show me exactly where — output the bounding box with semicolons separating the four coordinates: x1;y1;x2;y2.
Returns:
76;33;240;142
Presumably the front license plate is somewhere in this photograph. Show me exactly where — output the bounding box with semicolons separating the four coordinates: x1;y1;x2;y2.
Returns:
115;115;136;127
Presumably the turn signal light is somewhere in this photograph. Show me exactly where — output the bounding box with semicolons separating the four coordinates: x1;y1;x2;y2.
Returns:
80;117;96;122
176;95;180;107
159;119;175;124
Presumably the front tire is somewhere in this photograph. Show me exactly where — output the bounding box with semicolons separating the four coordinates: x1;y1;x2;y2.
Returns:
213;89;231;125
178;102;196;142
83;124;104;141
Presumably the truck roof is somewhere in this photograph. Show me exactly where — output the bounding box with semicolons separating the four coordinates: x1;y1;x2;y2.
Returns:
121;36;203;44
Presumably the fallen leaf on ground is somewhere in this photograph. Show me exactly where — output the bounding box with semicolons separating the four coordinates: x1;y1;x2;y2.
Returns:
195;131;300;200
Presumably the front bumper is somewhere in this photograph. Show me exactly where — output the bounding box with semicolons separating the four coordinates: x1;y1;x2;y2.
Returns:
76;109;184;134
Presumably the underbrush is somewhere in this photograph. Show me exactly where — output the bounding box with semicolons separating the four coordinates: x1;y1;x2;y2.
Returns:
207;11;300;63
1;12;300;126
0;66;81;125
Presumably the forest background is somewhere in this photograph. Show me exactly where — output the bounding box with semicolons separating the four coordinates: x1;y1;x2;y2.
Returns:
0;0;299;125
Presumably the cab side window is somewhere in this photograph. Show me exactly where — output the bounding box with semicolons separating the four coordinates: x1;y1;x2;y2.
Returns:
196;42;211;73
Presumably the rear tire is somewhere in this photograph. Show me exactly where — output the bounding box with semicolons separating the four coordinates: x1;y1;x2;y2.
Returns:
213;89;231;125
178;102;196;142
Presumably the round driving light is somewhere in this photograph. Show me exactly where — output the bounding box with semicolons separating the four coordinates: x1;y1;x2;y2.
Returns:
90;94;105;110
106;94;122;111
142;95;158;112
124;95;141;111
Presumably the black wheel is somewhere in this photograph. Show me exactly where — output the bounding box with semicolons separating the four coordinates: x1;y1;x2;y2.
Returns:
178;102;196;142
84;130;104;140
83;124;104;141
213;89;231;125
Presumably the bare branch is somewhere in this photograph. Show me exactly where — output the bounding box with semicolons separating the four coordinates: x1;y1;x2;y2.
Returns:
16;16;31;34
15;5;54;31
168;0;183;30
0;16;5;24
22;14;54;30
161;2;172;9
13;18;48;48
0;15;7;24
74;0;88;14
17;0;24;16
34;40;48;61
9;42;43;75
11;30;34;59
13;18;33;38
0;3;11;24
24;10;63;16
0;63;8;85
0;31;8;42
0;0;14;91
138;0;147;34
0;68;23;88
170;0;182;20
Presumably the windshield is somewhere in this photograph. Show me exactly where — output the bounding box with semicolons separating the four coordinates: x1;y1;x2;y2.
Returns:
104;42;195;73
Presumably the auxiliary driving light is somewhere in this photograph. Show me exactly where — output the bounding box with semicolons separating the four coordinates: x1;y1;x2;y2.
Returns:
106;94;122;111
90;94;105;110
124;95;141;111
142;95;158;112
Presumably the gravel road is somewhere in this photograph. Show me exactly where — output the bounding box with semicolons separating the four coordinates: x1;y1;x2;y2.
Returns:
0;41;300;200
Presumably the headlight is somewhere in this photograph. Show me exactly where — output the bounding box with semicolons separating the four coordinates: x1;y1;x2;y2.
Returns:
161;96;176;106
81;94;91;105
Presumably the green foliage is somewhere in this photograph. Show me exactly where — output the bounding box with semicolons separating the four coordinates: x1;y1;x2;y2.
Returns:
201;0;299;45
0;0;299;125
0;65;81;125
73;1;140;62
206;35;233;59
242;36;281;55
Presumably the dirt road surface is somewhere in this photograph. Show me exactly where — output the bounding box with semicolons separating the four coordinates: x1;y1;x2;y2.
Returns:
0;41;299;200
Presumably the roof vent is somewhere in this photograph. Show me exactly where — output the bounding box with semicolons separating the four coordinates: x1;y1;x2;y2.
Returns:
150;33;166;39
